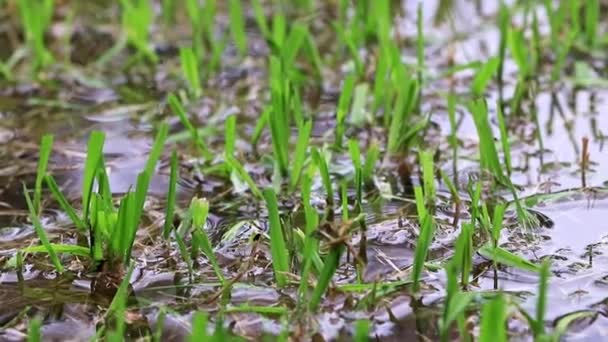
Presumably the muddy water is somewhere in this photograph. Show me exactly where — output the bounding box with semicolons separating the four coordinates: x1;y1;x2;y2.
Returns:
1;0;608;340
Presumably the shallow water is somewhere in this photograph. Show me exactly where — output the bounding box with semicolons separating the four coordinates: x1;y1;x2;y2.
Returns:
1;0;608;340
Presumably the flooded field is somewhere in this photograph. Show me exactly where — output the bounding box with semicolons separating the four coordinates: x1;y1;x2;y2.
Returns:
1;0;608;340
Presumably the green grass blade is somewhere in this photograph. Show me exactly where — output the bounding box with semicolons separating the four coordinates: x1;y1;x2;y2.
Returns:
179;47;202;98
479;295;507;342
228;0;247;56
310;244;343;311
311;148;333;205
419;150;436;207
362;142;379;186
411;212;435;293
471;57;499;96
585;0;599;48
46;176;85;231
478;243;539;273
191;198;224;283
290;120;312;190
27;317;41;342
496;101;512;175
298;174;321;300
163;150;178;239
354;319;370;342
224;115;237;158
144;123;169;177
82;131;105;224
23;184;63;273
535;260;551;338
263;188;289;288
22;244;90;257
167;93;211;160
226;156;263;200
334;73;356;148
34;134;53;214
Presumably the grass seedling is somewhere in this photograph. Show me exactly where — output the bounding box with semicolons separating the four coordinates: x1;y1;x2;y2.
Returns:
268;56;290;177
335;74;356;148
106;264;135;340
251;0;270;41
298;174;321;303
362;142;379;188
442;261;473;342
17;0;54;72
290;120;312;191
119;0;157;63
453;222;473;288
496;101;512;175
312;148;334;206
550;29;577;85
354;319;370;342
585;0;599;48
82;131;105;226
533;261;551;339
175;227;194;279
411;186;435;294
348;139;363;208
447;94;459;182
263;188;289;288
471;57;499;96
34;135;53;215
387;77;419;154
226;156;263;200
419;150;436;209
309;230;344;311
468;99;503;180
163;150;178;239
479;295;507;342
161;0;176;25
189;312;209;340
167;93;212;160
478;243;539;272
24;184;63;273
44;175;85;231
190;198;224;284
27;317;41;342
224;115;237;158
228;0;247;57
179;47;202;98
350;83;369;127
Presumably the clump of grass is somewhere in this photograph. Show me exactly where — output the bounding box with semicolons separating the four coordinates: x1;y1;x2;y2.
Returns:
29;125;168;271
17;0;54;72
